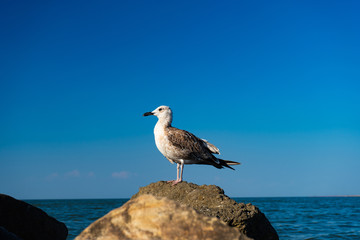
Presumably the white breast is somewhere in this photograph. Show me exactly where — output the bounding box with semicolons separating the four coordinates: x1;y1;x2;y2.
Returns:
154;122;168;157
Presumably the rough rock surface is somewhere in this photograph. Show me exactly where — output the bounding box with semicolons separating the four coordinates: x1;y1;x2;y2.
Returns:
75;194;244;240
0;194;68;240
131;181;278;240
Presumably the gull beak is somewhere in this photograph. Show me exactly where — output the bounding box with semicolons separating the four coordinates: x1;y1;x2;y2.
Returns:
143;111;154;117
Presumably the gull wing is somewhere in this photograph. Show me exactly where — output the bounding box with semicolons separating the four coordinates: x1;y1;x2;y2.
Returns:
166;127;220;164
201;139;220;154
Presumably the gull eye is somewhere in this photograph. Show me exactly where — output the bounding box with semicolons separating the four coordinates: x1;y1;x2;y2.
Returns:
159;108;163;111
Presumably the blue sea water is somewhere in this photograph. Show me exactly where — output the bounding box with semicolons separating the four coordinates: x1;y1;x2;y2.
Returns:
26;197;360;240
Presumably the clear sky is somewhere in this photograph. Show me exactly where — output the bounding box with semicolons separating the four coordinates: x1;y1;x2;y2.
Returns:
1;0;359;199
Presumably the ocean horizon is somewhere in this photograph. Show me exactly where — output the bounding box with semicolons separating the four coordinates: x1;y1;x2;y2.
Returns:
22;195;360;201
25;196;360;240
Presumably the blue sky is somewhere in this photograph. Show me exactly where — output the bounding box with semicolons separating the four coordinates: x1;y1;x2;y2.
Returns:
1;0;359;199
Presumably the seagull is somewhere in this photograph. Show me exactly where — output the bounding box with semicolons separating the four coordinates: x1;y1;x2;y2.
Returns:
143;105;240;185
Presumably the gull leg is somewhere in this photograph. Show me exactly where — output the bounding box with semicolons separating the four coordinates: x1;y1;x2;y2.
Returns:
179;160;184;181
177;163;180;180
167;163;180;183
172;160;184;185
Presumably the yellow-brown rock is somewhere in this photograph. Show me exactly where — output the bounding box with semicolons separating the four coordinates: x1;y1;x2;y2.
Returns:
75;194;242;240
132;181;278;240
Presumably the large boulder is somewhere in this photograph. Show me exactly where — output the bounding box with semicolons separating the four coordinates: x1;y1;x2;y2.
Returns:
75;194;246;240
131;181;278;240
0;194;68;240
0;226;23;240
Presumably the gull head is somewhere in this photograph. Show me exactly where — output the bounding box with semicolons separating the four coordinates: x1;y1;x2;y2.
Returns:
143;105;173;121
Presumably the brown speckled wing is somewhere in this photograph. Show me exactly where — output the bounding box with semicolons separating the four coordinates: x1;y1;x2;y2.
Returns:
166;127;219;164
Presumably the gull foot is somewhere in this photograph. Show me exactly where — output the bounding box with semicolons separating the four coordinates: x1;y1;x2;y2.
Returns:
167;179;182;185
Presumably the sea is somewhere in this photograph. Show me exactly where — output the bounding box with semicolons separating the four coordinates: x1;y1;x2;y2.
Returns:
25;197;360;240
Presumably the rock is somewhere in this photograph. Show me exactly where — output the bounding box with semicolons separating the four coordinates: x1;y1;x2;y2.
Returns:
0;226;24;240
0;194;68;240
75;194;245;240
131;181;278;240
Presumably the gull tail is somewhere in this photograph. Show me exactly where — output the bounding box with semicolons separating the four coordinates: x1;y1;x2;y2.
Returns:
217;159;241;170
